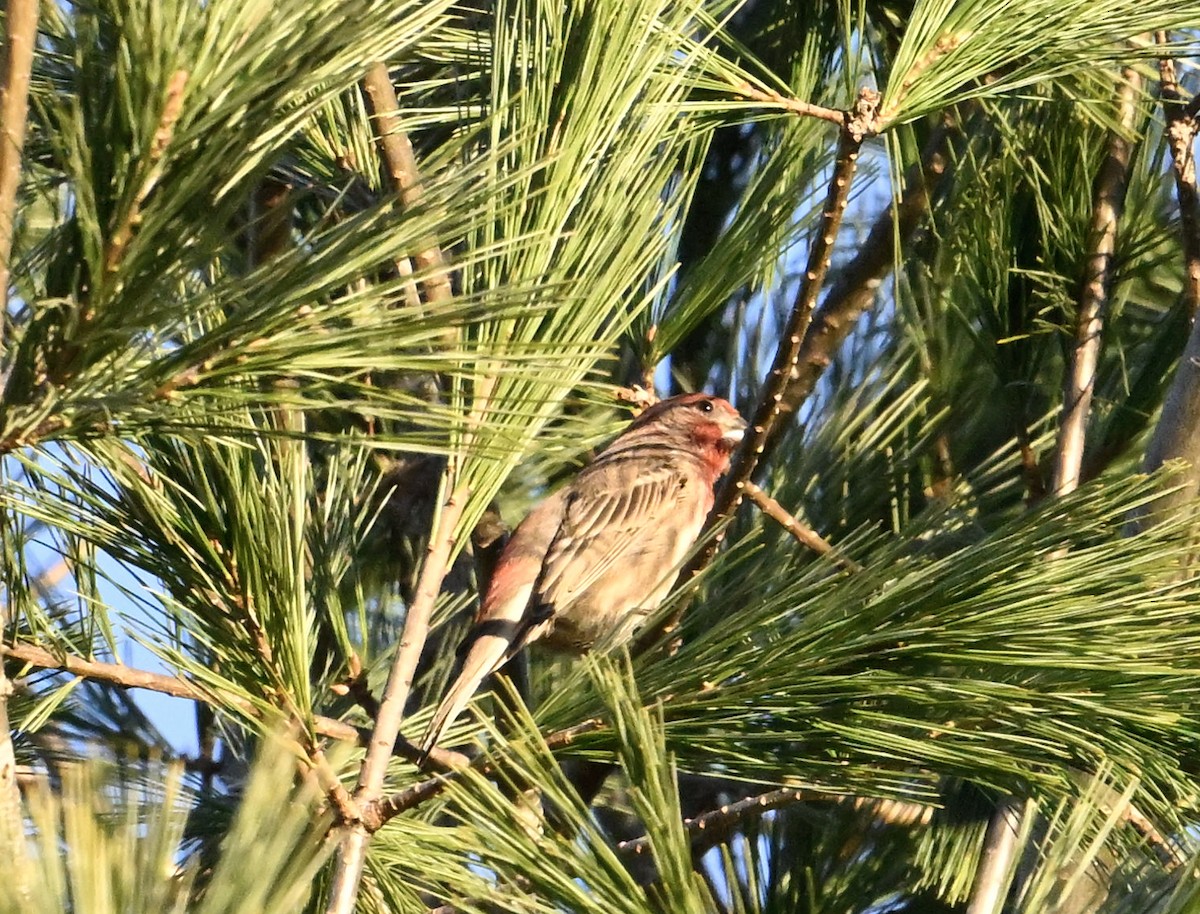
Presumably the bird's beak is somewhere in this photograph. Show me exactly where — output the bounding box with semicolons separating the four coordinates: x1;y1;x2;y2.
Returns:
722;415;748;445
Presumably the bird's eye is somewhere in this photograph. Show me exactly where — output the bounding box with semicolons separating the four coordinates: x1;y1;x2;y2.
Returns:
695;399;714;413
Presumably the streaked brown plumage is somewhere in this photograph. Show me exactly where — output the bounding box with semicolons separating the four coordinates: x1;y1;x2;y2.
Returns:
419;393;746;755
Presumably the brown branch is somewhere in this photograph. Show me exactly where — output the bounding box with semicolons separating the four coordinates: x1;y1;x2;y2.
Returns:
729;82;847;129
332;655;381;720
632;90;882;653
324;57;491;881
417;787;925;911
0;353;33;903
707;92;878;550
0;657;26;899
359;63;451;308
877;31;970;126
742;481;861;571
776;115;957;423
1139;306;1200;517
0;0;38;327
617;788;933;858
966;795;1025;914
3;638;360;743
6;637;403;865
353;487;469;797
325;485;470;914
1050;70;1141;497
6;637;480;836
364;719;604;831
1156;34;1200;317
309;747;362;826
104;70;189;275
982;75;1140;904
329;662;471;771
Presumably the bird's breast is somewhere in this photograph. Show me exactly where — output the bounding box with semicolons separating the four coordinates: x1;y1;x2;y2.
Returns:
540;483;708;651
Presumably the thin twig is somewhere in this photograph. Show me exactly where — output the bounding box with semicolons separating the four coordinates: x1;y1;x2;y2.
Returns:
364;719;604;831
309;746;363;825
8;637;474;773
1133;51;1200;501
3;638;359;742
332;656;381;719
222;460;365;834
104;70;189;274
714;89;880;510
360;62;451;308
1050;70;1141;497
356;487;468;799
0;654;26;900
977;74;1142;911
742;481;861;571
8;637;372;840
729;82;847;129
325;485;470;914
1138;296;1200;517
326;68;475;912
617;788;933;857
0;0;39;327
1156;33;1200;317
776;114;957;423
641;89;878;650
877;30;970;126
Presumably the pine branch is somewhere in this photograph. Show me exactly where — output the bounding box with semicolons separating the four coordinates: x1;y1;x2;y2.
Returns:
972;74;1141;910
1139;307;1200;518
1051;70;1141;497
776;113;958;423
1137;41;1200;527
359;62;452;308
966;795;1025;914
742;481;861;571
325;483;469;914
713;89;880;516
365;719;604;831
0;651;25;899
103;70;189;275
616;787;933;859
0;1;41;893
637;89;880;652
309;747;363;826
0;0;37;325
1156;33;1200;316
728;82;847;129
3;638;359;742
6;636;472;829
324;68;471;908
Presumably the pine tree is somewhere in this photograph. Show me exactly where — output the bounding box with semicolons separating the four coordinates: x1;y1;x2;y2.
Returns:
3;1;1200;912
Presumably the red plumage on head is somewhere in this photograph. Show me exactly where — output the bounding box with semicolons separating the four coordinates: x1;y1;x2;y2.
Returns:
624;393;745;483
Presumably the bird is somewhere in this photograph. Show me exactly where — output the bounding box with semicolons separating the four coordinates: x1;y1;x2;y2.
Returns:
419;392;747;755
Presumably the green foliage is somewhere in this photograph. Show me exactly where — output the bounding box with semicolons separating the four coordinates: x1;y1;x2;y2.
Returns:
5;0;1200;912
0;737;332;914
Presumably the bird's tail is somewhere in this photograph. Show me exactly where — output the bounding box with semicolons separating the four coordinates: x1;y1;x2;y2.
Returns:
418;633;512;758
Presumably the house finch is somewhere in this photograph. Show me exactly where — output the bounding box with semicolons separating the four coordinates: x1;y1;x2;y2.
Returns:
419;393;747;754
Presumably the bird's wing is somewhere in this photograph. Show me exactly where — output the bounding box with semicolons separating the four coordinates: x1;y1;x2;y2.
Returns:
532;456;691;615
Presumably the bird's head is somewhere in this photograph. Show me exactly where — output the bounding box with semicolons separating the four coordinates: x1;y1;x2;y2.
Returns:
625;393;747;465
